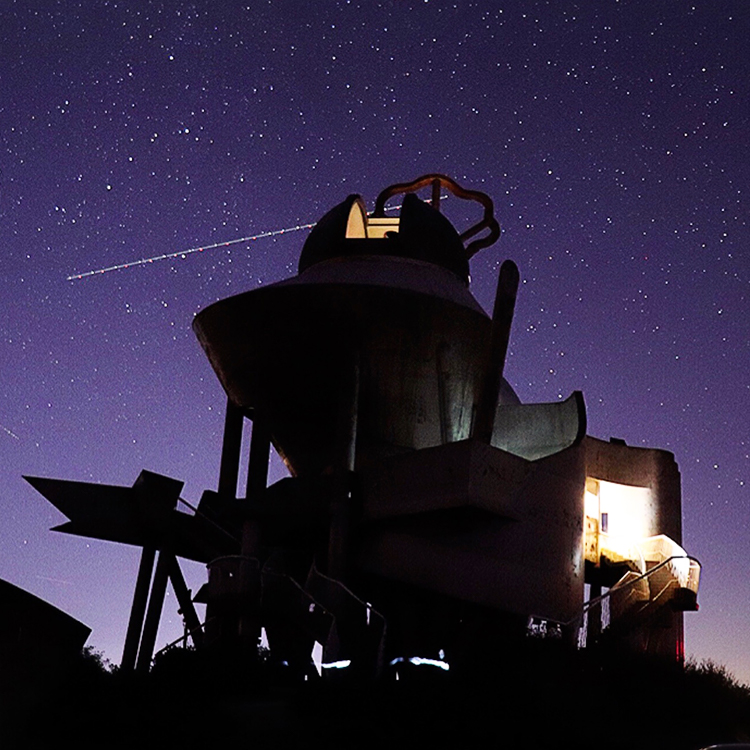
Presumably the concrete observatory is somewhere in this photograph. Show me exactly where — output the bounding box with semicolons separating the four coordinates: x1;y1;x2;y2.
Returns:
27;174;700;676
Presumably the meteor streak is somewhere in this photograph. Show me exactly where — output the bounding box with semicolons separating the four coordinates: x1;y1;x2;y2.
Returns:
66;198;434;281
1;424;20;440
66;222;317;281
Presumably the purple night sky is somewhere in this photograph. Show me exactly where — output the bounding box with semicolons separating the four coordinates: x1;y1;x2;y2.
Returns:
1;2;747;678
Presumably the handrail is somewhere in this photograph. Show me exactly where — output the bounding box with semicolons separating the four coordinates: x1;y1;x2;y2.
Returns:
153;616;218;659
149;565;380;666
568;554;701;628
307;563;387;631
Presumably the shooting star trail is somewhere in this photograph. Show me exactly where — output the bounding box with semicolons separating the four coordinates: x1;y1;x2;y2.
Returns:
1;424;20;440
66;221;318;281
65;198;426;281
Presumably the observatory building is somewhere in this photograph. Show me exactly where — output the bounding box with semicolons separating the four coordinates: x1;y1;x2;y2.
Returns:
27;175;700;676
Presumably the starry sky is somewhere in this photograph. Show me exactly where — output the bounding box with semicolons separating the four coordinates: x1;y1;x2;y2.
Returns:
1;1;748;678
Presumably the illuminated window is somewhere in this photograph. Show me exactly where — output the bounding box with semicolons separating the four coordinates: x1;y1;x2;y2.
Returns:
584;477;657;568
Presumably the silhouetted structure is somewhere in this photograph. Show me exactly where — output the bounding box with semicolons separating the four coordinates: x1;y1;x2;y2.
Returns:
27;175;699;677
0;577;90;727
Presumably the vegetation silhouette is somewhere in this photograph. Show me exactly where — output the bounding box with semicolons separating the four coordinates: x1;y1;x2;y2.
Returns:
9;639;750;749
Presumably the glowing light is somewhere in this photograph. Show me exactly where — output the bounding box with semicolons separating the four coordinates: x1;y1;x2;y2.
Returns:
389;656;450;671
321;659;351;669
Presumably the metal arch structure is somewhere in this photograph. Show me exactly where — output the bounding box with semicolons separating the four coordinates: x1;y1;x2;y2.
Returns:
372;173;500;256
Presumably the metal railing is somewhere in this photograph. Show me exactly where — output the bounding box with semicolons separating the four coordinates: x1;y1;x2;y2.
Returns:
575;554;701;625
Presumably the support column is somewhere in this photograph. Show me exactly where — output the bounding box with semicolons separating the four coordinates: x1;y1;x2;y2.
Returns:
236;416;271;654
242;416;271;558
121;546;156;672
327;355;359;582
135;550;172;673
204;398;244;653
318;355;362;674
218;397;244;499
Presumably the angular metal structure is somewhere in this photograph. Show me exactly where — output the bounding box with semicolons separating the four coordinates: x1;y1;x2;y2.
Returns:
27;174;699;676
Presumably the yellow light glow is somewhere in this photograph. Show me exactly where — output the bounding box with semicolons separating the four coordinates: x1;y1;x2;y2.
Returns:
365;217;400;239
345;200;368;238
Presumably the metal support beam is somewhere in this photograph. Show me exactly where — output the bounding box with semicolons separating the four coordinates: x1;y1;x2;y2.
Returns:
327;354;360;582
242;416;271;558
168;556;204;649
235;416;271;654
324;380;359;671
135;550;172;673
218;397;244;498
431;177;441;210
121;545;156;672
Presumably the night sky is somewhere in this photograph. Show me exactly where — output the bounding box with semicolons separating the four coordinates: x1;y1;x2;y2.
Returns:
1;1;748;679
